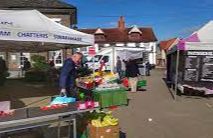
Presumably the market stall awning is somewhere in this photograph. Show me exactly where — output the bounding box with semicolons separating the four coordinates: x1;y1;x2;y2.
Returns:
0;10;94;52
117;50;143;60
167;20;213;54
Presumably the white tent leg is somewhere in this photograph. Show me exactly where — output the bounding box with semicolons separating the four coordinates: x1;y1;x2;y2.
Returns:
112;46;115;73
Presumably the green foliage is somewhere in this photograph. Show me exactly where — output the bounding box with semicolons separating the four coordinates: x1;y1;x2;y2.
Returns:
0;72;9;86
25;70;47;82
25;55;49;82
0;74;6;86
77;66;93;77
31;55;49;71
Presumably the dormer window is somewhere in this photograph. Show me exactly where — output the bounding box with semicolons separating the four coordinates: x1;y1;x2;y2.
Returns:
128;25;142;41
95;28;105;41
95;34;105;41
129;32;141;40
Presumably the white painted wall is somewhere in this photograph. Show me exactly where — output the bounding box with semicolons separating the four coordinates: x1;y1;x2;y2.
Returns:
82;41;157;65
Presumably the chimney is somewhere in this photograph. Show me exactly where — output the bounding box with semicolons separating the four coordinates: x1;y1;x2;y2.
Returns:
118;16;125;30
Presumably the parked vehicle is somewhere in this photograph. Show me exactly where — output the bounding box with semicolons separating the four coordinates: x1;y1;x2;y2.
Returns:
86;47;145;72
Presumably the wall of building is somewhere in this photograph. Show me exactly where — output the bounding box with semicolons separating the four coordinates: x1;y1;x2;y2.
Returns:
46;14;71;28
80;41;157;65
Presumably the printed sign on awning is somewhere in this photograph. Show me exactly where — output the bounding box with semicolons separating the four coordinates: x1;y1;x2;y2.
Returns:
0;10;94;46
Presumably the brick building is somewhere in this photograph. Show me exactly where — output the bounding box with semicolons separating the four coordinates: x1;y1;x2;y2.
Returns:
79;17;158;65
0;0;77;70
158;38;179;67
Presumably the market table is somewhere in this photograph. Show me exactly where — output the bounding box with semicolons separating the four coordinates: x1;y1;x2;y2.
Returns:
0;104;97;138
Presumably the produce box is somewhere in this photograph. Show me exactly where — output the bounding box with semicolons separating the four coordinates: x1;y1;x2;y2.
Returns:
93;91;113;108
0;108;27;122
112;89;128;106
88;124;119;138
93;88;127;108
137;80;147;87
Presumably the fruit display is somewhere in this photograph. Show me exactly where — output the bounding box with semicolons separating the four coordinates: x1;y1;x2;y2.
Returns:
77;101;99;110
92;71;101;77
78;81;94;89
77;76;95;89
102;72;118;83
88;123;119;138
90;111;119;127
95;83;120;91
94;76;102;85
78;76;94;83
77;71;119;90
40;104;68;111
0;110;14;117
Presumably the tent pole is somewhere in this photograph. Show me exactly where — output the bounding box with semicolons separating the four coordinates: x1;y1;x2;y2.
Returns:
46;51;49;61
5;52;9;68
63;49;68;59
174;49;180;101
112;45;115;73
92;55;95;73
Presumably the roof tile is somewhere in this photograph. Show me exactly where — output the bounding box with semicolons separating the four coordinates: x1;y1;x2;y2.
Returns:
79;27;157;43
160;38;178;51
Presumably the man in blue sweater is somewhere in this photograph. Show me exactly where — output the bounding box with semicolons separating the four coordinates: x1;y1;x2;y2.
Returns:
59;52;83;97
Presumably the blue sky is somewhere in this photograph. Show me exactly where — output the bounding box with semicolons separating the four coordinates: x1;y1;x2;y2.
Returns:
65;0;213;41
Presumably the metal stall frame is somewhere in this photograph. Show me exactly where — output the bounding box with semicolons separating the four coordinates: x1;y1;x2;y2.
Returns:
0;109;96;138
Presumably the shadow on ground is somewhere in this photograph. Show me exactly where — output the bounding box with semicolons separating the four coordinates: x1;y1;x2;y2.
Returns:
0;79;58;108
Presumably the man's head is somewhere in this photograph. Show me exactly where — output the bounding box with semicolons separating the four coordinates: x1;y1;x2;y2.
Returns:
71;52;83;64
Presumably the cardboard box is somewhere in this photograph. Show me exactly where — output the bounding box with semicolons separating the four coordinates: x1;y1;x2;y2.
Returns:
88;124;119;138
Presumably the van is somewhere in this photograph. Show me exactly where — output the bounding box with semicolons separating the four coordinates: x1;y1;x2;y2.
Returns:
85;47;146;73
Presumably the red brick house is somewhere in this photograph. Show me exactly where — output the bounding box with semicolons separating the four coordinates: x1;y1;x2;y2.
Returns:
157;38;179;67
79;17;158;64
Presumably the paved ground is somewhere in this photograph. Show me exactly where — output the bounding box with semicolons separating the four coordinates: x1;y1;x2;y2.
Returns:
114;69;213;138
0;69;213;138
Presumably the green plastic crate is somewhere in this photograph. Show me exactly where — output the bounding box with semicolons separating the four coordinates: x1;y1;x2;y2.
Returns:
137;80;147;87
112;90;127;106
93;91;113;108
93;88;127;108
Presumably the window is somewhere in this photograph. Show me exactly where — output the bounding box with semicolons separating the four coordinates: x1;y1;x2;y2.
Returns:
20;53;30;66
81;47;87;52
55;52;62;64
95;34;105;42
129;32;141;41
49;50;63;66
11;55;16;60
102;56;109;63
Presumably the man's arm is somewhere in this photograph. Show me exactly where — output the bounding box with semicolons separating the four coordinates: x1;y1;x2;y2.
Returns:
59;60;74;89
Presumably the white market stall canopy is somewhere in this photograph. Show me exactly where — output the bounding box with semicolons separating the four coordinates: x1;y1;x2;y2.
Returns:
0;10;94;52
195;20;213;42
117;50;143;60
167;20;213;54
166;20;213;100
